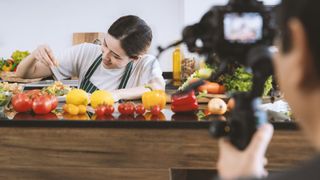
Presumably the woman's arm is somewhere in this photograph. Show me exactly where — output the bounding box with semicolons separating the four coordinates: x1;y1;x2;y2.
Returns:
16;45;58;79
111;77;165;101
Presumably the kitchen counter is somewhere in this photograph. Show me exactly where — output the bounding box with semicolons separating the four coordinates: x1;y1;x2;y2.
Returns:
1;103;297;129
0;79;313;179
0;106;313;180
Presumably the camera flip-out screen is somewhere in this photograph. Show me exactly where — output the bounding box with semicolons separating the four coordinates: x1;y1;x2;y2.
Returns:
224;12;263;44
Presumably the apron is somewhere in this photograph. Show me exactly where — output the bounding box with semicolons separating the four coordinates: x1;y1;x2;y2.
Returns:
79;54;133;93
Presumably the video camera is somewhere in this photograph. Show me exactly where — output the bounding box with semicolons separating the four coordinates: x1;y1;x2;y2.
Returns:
158;0;278;150
181;0;276;63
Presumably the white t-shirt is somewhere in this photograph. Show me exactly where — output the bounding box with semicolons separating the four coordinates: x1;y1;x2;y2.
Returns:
55;43;165;91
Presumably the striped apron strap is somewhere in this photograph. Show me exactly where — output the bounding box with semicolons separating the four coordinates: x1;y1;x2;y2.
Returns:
118;61;133;89
79;54;102;93
80;54;133;93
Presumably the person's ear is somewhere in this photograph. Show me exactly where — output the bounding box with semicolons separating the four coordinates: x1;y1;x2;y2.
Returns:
288;19;317;89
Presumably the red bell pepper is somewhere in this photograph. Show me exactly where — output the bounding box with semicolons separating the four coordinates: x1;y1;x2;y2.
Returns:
171;101;199;112
171;90;199;113
171;90;196;106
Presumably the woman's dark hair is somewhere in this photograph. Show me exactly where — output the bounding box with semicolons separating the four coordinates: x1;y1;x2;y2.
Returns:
108;15;152;58
278;0;320;76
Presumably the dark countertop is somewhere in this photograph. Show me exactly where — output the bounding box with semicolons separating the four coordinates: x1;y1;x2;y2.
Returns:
0;108;298;130
0;119;298;130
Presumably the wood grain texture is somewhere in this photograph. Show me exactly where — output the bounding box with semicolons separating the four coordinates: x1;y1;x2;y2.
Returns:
72;32;105;45
0;127;315;179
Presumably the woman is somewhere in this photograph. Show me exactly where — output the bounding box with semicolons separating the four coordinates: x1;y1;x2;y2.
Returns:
217;0;320;179
16;15;165;101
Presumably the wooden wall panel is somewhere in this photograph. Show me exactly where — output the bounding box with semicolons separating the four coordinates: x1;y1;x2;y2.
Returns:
0;128;315;179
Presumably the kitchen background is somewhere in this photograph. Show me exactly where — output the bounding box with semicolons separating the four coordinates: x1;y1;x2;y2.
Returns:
0;0;280;72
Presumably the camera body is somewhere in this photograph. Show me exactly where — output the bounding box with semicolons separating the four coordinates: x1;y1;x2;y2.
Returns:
183;0;277;64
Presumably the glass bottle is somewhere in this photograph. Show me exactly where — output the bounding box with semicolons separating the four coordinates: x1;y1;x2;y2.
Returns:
172;46;183;86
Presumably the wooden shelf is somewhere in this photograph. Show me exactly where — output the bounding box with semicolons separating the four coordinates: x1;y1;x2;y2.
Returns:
72;32;105;45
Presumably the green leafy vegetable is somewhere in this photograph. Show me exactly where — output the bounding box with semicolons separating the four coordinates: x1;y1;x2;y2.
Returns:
11;50;30;64
223;67;272;96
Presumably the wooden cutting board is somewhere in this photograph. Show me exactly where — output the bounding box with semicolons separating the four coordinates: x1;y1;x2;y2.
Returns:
0;72;42;83
165;89;229;104
165;89;275;104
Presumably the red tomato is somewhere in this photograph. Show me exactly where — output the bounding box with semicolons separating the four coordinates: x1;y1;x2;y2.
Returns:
12;93;33;112
118;103;135;115
135;104;145;115
104;105;114;115
49;95;58;110
95;105;107;117
25;89;42;100
123;103;135;115
32;96;52;115
118;103;125;114
151;105;161;116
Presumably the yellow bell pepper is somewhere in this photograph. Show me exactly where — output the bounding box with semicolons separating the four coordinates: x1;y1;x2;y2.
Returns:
2;64;13;72
142;90;166;110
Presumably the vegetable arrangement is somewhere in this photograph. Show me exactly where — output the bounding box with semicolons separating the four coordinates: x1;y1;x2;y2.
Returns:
0;50;30;72
42;81;71;96
179;66;272;96
12;90;58;115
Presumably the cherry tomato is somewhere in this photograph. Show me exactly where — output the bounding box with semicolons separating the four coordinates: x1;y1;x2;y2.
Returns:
118;103;126;114
118;103;135;115
32;96;52;115
123;103;135;115
151;105;161;116
104;105;114;115
12;93;33;113
135;104;145;115
95;105;107;117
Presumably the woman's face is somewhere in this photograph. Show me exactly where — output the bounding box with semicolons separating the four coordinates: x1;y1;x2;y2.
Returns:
101;34;131;69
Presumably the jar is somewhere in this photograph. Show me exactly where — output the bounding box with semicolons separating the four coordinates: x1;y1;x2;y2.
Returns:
181;58;196;81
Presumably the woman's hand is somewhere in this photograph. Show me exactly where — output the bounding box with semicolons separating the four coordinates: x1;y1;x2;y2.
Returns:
217;124;274;179
32;44;58;67
16;44;57;79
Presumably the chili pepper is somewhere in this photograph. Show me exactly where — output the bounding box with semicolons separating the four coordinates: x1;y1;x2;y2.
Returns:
171;90;196;106
171;101;199;113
